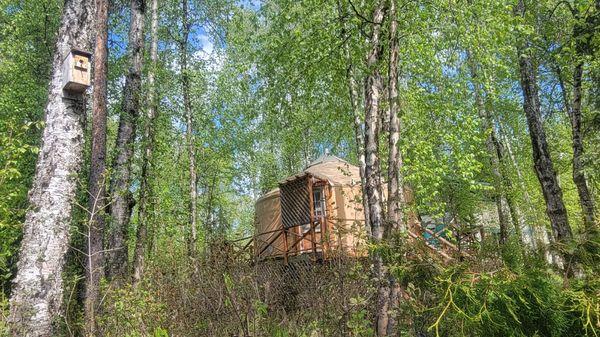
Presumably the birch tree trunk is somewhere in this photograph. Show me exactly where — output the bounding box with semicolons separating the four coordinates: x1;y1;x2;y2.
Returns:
364;0;386;253
107;0;145;280
133;0;159;284
568;8;597;235
386;0;405;234
85;0;109;332
337;0;371;235
494;136;525;245
499;126;550;251
8;0;95;335
181;0;198;256
352;80;372;237
467;53;509;244
384;0;404;333
362;1;390;335
570;62;596;235
556;61;596;237
204;174;217;239
514;0;573;265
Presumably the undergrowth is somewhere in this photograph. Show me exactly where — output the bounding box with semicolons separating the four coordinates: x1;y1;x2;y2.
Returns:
87;237;600;337
1;293;8;336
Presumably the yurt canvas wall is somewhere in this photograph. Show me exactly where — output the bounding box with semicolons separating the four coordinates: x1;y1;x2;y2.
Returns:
327;184;368;256
254;188;286;259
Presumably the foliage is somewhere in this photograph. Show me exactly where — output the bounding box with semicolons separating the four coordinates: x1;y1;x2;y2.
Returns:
93;249;376;336
89;241;600;337
0;293;8;336
427;266;599;337
97;284;167;337
2;0;600;335
0;0;60;293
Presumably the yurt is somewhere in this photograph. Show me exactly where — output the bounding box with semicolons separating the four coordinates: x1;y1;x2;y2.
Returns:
254;155;370;262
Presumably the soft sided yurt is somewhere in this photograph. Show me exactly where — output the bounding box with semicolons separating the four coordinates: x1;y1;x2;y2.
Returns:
254;155;369;262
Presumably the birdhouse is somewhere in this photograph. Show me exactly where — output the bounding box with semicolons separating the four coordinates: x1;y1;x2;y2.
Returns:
62;49;92;93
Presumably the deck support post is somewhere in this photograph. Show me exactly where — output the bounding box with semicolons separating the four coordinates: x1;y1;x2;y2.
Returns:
283;228;289;265
308;177;317;261
322;184;333;260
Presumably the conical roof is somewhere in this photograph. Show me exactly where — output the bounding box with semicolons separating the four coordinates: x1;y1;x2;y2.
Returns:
305;154;351;169
272;154;359;186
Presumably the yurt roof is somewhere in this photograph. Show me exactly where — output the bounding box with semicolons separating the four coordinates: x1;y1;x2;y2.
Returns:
257;155;361;202
280;154;360;187
256;187;280;203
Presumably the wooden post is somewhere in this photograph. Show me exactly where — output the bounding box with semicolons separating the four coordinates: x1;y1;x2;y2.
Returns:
322;184;332;260
283;228;288;265
308;177;317;261
253;234;258;265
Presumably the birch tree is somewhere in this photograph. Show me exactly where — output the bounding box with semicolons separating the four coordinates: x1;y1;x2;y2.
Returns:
514;0;573;263
361;1;392;335
467;53;510;244
562;2;598;236
337;0;371;234
8;0;95;334
386;0;405;234
180;0;198;255
133;0;159;284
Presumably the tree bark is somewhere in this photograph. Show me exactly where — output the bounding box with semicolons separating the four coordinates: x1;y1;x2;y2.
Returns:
204;174;217;238
8;0;95;335
498;126;549;250
467;53;509;244
85;0;109;333
384;0;404;333
337;0;371;235
570;62;596;235
107;0;146;280
133;0;158;284
514;0;573;256
352;83;372;237
386;0;405;234
556;62;596;238
567;7;598;235
493;136;524;245
361;1;389;335
364;0;386;254
180;0;198;256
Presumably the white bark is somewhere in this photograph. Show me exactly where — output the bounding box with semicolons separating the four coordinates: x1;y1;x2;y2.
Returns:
8;0;95;335
181;0;198;255
133;0;159;284
361;1;389;335
386;0;405;234
337;0;371;236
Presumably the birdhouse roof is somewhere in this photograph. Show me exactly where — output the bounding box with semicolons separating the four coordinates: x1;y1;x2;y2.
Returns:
70;48;92;57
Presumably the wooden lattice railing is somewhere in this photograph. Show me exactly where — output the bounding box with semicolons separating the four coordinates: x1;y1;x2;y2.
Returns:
230;216;473;265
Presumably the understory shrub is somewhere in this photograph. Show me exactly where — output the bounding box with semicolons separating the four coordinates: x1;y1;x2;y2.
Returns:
94;240;599;337
426;264;599;336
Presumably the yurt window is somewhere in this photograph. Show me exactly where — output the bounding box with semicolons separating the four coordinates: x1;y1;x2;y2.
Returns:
313;187;326;219
301;223;311;234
